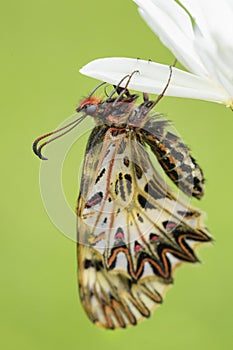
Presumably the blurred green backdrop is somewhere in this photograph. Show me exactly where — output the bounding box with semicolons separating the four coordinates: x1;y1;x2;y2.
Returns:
1;1;233;349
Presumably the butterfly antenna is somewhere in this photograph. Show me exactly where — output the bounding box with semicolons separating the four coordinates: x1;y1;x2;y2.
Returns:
88;81;107;98
33;114;86;160
104;85;110;97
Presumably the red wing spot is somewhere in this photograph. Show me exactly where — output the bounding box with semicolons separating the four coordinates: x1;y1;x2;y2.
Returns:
123;156;130;167
114;229;125;241
163;221;177;232
115;232;124;240
85;192;103;208
134;241;143;253
150;233;160;242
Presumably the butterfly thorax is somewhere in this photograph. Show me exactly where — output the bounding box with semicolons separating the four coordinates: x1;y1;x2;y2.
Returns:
77;95;204;199
77;96;153;129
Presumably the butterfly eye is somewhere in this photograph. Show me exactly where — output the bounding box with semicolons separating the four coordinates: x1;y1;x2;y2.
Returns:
84;104;97;115
76;103;98;115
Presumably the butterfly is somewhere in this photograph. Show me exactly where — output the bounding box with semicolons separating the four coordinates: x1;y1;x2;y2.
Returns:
33;71;211;329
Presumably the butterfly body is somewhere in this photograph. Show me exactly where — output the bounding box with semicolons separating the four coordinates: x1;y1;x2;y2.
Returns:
76;90;210;329
33;81;210;329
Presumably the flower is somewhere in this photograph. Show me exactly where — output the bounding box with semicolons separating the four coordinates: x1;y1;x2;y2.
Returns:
80;0;233;109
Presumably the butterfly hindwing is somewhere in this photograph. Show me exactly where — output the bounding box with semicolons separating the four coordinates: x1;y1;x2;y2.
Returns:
77;124;210;329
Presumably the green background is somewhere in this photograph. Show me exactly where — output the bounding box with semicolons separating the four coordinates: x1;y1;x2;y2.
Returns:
1;1;233;349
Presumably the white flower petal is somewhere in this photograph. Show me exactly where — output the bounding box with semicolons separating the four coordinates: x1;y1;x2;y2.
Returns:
193;39;218;81
132;0;233;107
137;0;194;36
180;0;233;44
195;38;233;98
216;44;233;76
134;0;206;75
179;0;210;38
80;58;228;103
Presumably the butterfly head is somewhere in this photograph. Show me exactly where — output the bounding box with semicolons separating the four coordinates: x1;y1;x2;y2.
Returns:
76;96;101;116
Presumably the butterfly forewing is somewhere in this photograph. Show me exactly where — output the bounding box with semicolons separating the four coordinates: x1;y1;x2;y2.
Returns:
77;119;210;329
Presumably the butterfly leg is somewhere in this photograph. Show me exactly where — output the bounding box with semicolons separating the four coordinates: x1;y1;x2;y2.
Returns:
152;65;173;105
143;65;173;112
143;92;149;102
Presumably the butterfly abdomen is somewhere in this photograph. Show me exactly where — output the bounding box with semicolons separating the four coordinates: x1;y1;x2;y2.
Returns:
143;123;204;199
157;134;204;198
